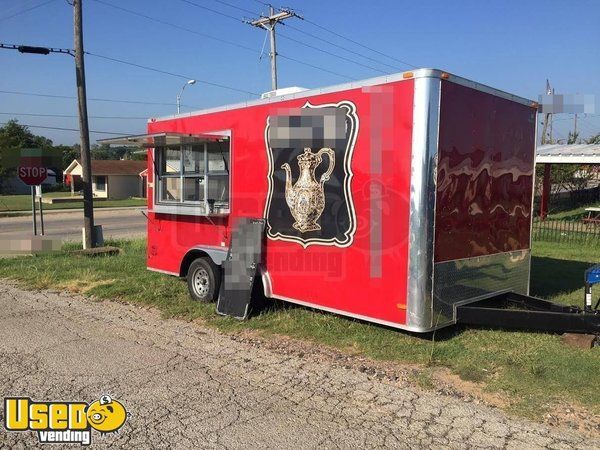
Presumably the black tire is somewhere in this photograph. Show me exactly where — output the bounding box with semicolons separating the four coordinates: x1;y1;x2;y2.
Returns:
186;257;221;302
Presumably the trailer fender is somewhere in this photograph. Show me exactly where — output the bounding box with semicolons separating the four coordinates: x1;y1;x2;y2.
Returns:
180;246;228;277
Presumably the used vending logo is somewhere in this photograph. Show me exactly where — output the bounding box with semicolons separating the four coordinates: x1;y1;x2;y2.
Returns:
3;395;128;446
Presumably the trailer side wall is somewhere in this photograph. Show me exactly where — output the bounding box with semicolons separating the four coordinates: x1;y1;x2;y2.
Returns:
432;80;536;324
147;80;415;326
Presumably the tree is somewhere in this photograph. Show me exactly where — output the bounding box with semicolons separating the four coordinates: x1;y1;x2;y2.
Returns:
90;143;115;160
90;143;145;161
0;120;54;193
567;131;579;145
587;133;600;145
0;120;89;192
55;144;80;170
0;119;53;149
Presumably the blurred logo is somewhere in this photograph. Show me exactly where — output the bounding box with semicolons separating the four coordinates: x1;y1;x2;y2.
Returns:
265;100;359;248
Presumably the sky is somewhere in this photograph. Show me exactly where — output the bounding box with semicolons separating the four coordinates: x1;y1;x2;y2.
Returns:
0;0;599;145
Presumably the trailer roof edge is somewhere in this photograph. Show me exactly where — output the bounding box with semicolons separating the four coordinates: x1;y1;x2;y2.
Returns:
149;69;535;123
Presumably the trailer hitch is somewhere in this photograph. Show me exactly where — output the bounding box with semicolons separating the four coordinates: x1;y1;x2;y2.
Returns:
584;264;600;312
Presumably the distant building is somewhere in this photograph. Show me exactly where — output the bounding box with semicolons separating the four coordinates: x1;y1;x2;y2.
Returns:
64;159;147;199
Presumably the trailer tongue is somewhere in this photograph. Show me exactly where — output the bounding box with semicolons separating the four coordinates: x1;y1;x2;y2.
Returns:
455;292;600;335
445;264;600;336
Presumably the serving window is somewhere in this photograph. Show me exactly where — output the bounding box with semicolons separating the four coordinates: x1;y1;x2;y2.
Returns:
156;139;230;214
97;132;230;217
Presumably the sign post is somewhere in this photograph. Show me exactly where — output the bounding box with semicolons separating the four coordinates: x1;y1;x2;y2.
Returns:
30;186;37;236
19;163;47;237
36;185;45;235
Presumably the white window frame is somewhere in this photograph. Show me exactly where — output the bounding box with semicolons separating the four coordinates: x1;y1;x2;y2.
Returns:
95;175;106;192
154;140;230;216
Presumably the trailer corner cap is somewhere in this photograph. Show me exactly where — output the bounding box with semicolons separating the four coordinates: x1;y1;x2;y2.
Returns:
98;132;228;147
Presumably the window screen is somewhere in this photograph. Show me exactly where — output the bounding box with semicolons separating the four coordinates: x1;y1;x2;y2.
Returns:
155;139;229;212
95;176;106;192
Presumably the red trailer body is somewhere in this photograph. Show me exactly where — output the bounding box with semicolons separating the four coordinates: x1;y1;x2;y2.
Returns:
106;69;537;332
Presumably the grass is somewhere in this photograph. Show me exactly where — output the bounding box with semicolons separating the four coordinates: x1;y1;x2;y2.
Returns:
0;193;145;211
0;239;598;422
545;202;600;221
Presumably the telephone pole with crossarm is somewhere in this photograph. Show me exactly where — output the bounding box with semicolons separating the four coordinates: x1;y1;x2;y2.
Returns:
246;6;301;91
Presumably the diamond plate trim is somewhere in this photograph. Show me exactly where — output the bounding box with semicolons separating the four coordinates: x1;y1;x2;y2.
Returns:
433;250;531;327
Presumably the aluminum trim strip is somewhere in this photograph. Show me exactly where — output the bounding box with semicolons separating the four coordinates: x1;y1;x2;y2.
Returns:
405;76;441;330
150;69;533;123
147;266;179;276
99;132;228;147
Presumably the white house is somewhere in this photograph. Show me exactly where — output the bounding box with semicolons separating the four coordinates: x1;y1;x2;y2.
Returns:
64;159;147;199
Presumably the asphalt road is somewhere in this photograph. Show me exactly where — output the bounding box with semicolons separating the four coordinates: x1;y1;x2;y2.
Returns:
0;283;597;449
0;208;147;242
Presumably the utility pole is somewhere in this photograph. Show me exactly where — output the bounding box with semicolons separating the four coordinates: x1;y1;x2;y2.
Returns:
246;6;301;91
541;79;553;145
549;88;554;143
539;79;553;220
0;41;94;241
73;0;96;248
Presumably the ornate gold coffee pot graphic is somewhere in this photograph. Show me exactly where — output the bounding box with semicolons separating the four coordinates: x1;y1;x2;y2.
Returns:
282;147;335;233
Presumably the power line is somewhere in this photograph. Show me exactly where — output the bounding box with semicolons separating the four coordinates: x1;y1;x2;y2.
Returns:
0;112;147;120
301;17;417;69
210;0;258;16
91;0;257;54
0;122;134;135
93;0;353;81
249;0;417;69
276;33;387;74
251;0;272;7
1;38;260;97
85;51;261;96
102;0;408;75
250;0;403;72
177;0;242;22
575;120;598;137
0;89;188;107
176;0;355;80
284;23;402;72
0;0;56;22
278;54;351;80
553;114;599;121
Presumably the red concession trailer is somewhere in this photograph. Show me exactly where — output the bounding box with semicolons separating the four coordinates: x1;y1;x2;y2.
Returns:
103;69;538;332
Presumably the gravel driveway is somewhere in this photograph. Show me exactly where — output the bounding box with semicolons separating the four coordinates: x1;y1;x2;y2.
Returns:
0;282;597;449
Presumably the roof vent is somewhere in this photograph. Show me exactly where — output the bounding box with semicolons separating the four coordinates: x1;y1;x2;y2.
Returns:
261;86;308;99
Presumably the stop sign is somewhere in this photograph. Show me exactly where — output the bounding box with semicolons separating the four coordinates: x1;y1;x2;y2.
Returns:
18;166;48;186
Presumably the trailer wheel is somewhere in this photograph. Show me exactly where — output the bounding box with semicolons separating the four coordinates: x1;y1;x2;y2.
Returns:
187;257;220;302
